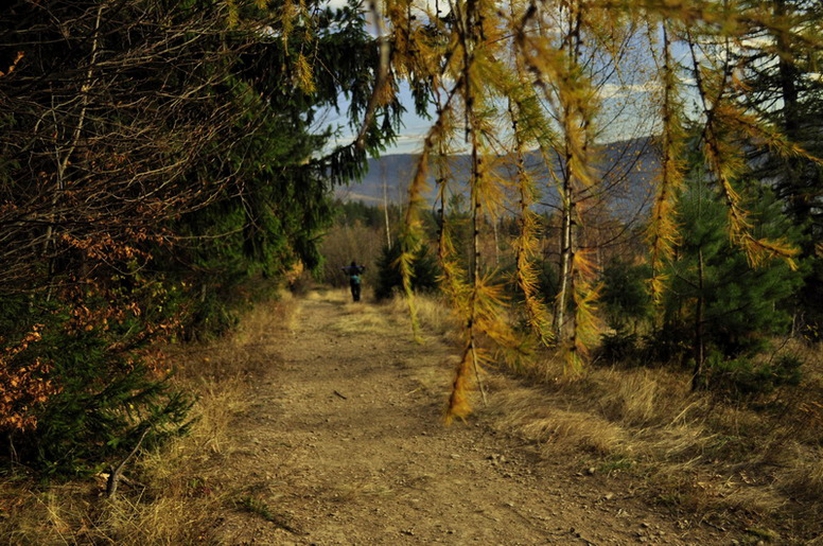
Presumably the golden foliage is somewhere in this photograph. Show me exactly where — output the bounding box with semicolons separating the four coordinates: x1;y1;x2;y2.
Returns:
0;326;59;432
294;53;316;95
445;344;476;424
513;167;555;346
647;23;687;304
387;0;818;417
0;50;23;77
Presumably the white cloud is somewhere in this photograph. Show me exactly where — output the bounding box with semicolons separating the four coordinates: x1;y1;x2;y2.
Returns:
597;81;660;100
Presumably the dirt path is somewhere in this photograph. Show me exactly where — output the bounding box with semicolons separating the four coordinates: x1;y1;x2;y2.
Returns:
212;291;721;545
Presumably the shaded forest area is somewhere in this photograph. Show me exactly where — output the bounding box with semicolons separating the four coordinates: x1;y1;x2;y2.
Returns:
1;0;823;532
0;0;404;474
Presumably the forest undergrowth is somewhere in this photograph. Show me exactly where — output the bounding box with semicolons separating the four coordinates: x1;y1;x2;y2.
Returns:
1;289;822;544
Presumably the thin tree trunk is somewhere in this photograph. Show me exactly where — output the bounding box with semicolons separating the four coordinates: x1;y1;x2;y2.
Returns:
553;0;584;347
555;172;573;341
692;247;705;391
381;163;392;249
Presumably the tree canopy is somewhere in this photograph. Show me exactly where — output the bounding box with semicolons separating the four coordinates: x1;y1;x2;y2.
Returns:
1;0;822;467
373;0;822;415
0;0;402;472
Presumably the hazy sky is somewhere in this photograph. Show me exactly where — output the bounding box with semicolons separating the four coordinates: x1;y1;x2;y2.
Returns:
319;0;441;155
316;0;697;156
322;84;434;156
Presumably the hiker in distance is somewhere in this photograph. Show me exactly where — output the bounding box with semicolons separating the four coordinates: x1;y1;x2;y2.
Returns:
342;260;366;302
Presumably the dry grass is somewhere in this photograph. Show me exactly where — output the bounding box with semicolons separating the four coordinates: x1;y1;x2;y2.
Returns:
0;392;243;544
778;448;823;502
3;290;823;543
329;303;391;335
432;297;823;542
387;293;462;340
0;293;299;545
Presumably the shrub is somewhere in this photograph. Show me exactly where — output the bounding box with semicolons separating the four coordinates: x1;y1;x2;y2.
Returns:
598;331;642;366
599;259;652;333
374;242;440;300
1;293;193;477
706;353;803;398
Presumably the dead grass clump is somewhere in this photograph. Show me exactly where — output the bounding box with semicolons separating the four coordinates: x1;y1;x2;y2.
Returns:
521;409;630;457
91;494;223;545
648;463;786;532
386;293;460;340
486;380;630;459
175;295;295;382
0;483;98;545
775;446;823;503
232;296;292;345
579;362;703;427
330;304;391;335
305;288;337;302
717;483;786;517
141;374;248;485
643;421;712;464
596;368;662;426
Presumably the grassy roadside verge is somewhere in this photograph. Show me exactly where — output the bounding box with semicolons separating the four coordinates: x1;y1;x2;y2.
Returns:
2;291;822;544
0;294;298;544
392;292;823;543
478;343;823;544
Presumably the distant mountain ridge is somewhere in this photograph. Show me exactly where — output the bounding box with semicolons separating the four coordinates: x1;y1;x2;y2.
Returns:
334;137;661;220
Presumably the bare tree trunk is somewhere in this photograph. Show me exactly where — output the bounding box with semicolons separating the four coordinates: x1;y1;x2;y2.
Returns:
553;1;583;344
381;162;392;249
555;170;573;341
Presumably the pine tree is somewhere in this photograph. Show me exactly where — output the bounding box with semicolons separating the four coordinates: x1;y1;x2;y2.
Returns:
660;165;804;388
0;0;401;473
730;0;823;336
375;240;439;300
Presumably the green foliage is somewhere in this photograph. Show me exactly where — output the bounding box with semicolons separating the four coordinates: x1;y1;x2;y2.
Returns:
375;242;440;300
1;295;192;476
537;259;561;305
600;259;653;333
236;496;278;523
661;178;804;359
732;0;823;337
598;331;642;366
0;0;400;476
333;200;400;230
704;353;803;398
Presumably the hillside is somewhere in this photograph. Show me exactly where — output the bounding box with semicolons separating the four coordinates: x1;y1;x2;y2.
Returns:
334;138;661;220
